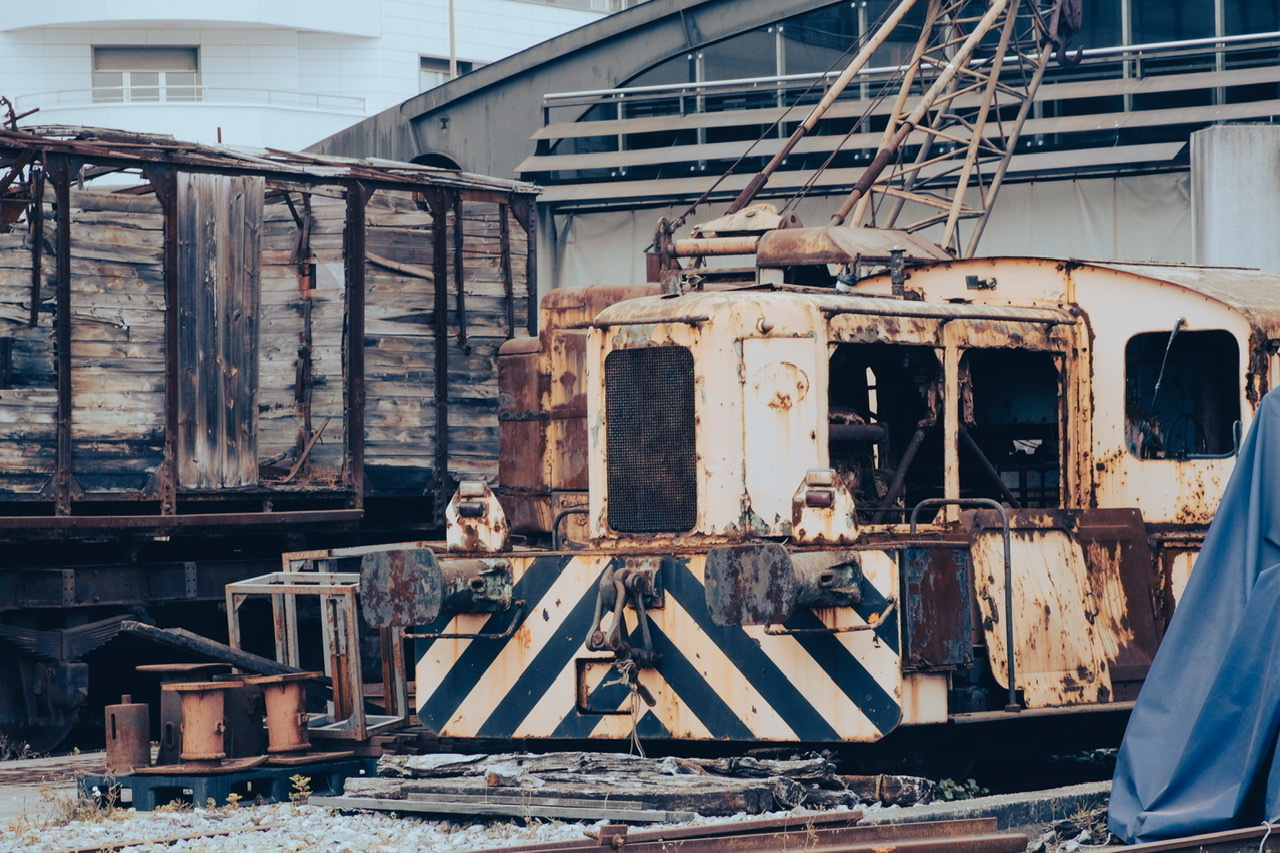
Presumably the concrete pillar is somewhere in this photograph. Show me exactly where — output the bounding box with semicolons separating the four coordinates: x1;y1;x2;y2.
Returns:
1192;124;1280;272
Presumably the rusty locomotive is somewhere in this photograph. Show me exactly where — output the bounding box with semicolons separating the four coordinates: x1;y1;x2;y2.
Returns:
330;244;1270;748
0;125;538;747
305;0;1265;749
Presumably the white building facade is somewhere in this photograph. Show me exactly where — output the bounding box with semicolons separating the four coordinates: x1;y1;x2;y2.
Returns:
0;0;613;150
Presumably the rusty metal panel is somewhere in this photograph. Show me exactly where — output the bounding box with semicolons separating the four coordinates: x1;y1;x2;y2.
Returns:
902;545;972;671
497;338;551;535
1075;508;1161;701
742;337;824;534
967;509;1153;708
549;329;590;491
176;172;264;489
359;548;443;628
497;339;547;491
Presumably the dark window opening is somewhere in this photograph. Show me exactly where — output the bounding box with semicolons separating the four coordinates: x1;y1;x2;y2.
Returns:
605;346;697;532
959;349;1062;508
828;342;942;523
1125;328;1240;459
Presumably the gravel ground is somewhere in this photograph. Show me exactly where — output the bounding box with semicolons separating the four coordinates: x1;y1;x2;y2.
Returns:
0;793;863;853
0;799;615;853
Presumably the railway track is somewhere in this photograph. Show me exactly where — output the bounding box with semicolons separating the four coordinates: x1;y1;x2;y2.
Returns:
470;813;1028;853
472;814;1280;853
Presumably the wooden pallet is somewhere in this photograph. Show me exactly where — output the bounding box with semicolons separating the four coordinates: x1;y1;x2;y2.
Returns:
82;756;376;810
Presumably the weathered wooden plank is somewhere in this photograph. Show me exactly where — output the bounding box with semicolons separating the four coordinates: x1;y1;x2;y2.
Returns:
174;172;265;489
62;210;164;230
66;259;163;281
67;190;164;214
69;223;164;249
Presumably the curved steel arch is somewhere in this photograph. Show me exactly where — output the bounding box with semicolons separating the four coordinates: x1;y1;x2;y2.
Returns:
310;0;840;176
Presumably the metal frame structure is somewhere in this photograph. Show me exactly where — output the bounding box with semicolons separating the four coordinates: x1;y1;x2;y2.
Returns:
225;570;409;742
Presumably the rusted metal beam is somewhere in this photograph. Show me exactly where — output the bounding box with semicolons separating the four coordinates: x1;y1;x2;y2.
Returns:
452;191;469;352
141;163;180;514
44;154;75;515
344;181;370;510
465;816;1025;853
500;203;515;339
0;508;362;531
509;195;537;336
121;621;307;676
724;0;921;215
426;188;452;521
671;235;760;257
830;0;1013;227
27;166;42;327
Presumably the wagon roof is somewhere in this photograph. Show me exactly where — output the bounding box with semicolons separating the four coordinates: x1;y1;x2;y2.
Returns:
0;125;540;196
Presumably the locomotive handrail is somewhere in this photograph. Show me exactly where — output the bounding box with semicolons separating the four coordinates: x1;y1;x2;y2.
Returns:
910;497;1020;713
401;600;528;641
552;506;589;551
1180;418;1242;461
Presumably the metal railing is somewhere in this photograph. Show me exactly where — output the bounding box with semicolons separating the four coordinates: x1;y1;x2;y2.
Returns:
525;29;1280;197
13;87;367;114
543;30;1280;107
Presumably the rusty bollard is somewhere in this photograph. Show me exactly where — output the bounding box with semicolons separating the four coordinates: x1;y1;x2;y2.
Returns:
137;663;231;765
163;681;232;763
105;694;150;775
243;671;322;754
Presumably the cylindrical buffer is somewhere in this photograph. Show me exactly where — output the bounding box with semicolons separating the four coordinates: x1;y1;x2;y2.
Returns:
137;663;231;765
243;671;321;754
163;681;231;762
104;693;150;775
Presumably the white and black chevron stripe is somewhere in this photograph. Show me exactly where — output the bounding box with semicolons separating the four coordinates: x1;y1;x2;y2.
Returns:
414;551;903;742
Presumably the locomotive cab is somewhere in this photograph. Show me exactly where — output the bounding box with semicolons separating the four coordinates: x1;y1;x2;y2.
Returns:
584;289;1079;543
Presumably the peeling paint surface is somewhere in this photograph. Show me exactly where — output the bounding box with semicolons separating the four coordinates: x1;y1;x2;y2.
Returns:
973;529;1116;707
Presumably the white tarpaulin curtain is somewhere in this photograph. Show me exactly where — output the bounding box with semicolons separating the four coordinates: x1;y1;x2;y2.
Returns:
546;172;1192;291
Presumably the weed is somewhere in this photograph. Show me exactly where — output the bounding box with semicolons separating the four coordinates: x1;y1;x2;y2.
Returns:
289;774;312;809
8;779;129;831
0;734;37;762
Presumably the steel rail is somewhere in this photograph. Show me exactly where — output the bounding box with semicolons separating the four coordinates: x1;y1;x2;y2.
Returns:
471;815;1026;853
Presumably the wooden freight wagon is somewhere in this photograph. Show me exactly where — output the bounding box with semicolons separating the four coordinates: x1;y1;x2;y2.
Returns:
0;125;537;745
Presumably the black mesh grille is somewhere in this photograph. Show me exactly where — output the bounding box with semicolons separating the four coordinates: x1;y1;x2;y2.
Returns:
605;346;697;532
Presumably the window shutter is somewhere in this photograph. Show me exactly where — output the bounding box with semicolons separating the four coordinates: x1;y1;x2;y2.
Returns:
94;46;198;72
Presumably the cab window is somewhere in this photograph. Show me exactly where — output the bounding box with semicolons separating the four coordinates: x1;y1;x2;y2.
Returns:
1125;328;1239;459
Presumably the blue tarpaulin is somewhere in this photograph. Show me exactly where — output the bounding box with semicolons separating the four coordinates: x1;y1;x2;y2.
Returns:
1109;389;1280;843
